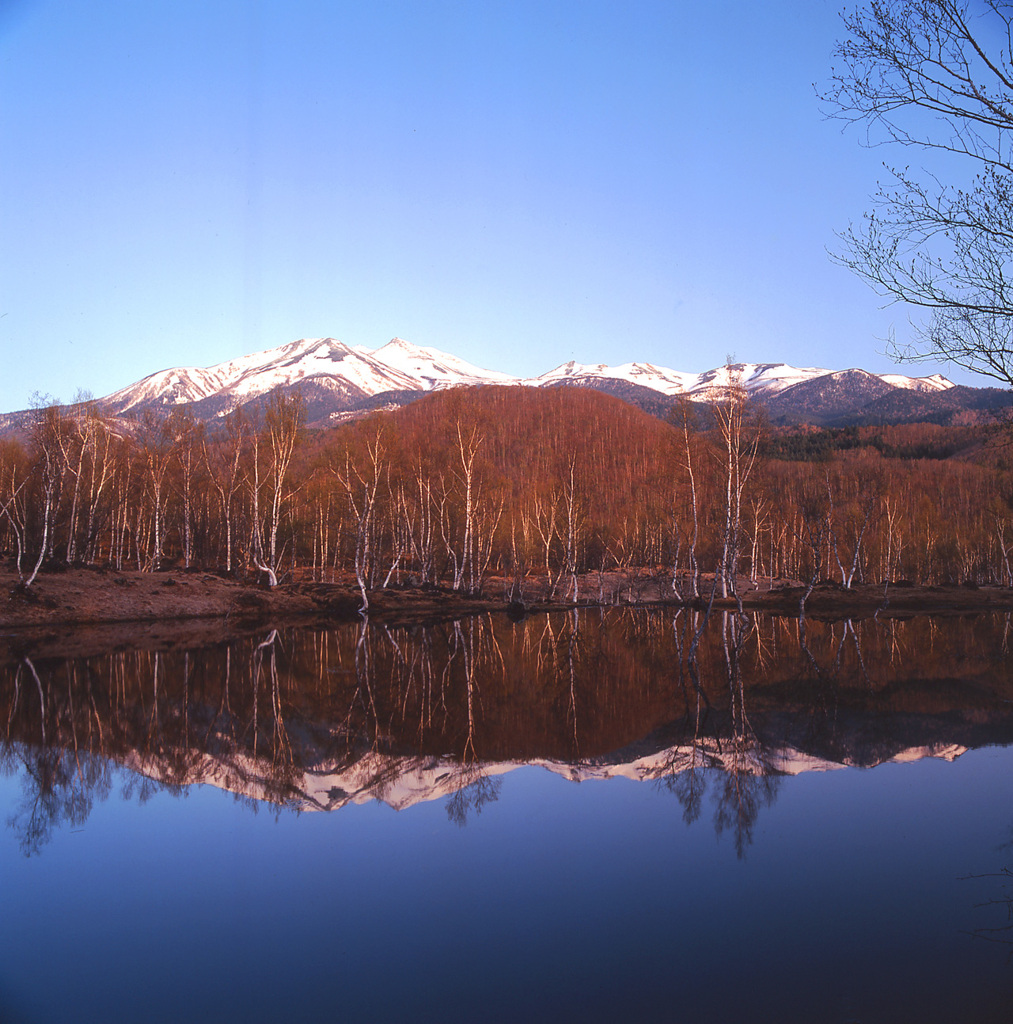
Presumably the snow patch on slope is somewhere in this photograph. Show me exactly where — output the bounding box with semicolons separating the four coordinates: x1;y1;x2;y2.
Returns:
879;372;954;392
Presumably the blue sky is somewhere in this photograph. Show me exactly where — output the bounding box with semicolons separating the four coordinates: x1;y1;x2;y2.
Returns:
0;0;979;411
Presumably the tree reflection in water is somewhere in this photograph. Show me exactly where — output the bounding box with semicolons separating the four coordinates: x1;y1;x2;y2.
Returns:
446;774;502;827
714;610;781;858
4;745;111;857
664;610;708;827
659;609;782;857
962;825;1013;955
2;608;1013;855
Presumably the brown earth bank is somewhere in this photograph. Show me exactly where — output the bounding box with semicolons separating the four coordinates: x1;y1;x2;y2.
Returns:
3;564;1013;639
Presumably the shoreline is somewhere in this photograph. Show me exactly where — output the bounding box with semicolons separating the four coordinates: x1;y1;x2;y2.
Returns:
1;566;1011;635
2;566;1011;665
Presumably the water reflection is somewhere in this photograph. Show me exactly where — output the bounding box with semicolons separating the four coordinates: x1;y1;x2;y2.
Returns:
2;609;1012;855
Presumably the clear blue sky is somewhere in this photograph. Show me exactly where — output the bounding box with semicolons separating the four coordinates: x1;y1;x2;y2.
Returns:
0;0;978;412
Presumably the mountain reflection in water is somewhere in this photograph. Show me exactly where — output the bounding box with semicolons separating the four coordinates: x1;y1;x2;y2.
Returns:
1;609;1011;857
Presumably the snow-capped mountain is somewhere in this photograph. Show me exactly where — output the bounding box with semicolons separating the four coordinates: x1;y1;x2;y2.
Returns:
99;335;528;418
529;358;951;401
102;337;416;415
96;334;958;422
11;333;1004;432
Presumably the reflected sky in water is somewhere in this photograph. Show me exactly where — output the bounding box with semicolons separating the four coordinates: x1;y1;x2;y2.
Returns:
1;610;1012;1022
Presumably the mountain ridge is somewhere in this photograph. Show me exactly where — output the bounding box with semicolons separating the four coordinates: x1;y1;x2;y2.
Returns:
4;335;1007;429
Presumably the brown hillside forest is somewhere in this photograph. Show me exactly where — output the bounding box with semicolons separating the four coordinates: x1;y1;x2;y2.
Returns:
1;384;1012;608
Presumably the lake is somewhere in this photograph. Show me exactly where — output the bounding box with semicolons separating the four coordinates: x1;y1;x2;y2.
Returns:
1;609;1011;1023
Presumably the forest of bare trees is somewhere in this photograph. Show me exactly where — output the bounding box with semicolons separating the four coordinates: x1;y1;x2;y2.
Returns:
1;385;1011;598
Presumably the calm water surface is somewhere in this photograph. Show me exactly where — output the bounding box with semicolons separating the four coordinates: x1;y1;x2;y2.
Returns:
0;609;1011;1023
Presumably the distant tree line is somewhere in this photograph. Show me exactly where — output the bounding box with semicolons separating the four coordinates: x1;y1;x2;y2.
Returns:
758;423;990;463
1;385;1011;598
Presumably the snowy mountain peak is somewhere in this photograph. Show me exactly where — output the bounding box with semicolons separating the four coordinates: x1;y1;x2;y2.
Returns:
375;336;416;354
826;368;879;380
366;338;517;389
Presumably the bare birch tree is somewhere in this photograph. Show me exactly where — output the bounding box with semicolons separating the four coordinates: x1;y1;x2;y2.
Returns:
332;428;385;613
713;372;759;599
